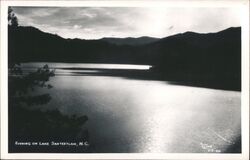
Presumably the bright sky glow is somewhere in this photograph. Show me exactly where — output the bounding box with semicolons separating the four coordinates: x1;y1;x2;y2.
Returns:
12;7;241;39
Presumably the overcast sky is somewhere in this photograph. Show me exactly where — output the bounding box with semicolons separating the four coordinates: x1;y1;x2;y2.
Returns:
12;7;241;39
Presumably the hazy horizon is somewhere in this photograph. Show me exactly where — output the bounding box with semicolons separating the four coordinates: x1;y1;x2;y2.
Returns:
12;7;241;39
14;24;240;41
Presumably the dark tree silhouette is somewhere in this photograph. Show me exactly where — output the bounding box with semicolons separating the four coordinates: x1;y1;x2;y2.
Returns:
8;7;18;27
8;9;89;153
8;64;89;153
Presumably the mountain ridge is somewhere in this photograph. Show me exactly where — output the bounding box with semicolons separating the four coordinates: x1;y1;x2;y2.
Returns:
8;25;241;90
100;36;160;46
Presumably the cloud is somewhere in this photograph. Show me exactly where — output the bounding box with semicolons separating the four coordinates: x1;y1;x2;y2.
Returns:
12;7;241;39
73;24;81;29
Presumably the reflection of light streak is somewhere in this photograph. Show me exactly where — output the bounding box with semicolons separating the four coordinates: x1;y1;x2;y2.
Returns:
21;62;152;70
142;109;170;152
136;84;184;153
84;64;152;70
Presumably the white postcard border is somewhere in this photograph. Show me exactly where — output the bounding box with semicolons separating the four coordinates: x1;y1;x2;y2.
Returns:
1;1;249;159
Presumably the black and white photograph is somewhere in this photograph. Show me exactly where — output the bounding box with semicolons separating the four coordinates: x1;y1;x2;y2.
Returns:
0;0;249;159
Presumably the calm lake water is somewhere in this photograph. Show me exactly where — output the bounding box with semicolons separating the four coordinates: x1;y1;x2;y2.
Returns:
21;62;241;153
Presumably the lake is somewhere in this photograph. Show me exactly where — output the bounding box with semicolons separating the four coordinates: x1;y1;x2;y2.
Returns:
20;62;241;153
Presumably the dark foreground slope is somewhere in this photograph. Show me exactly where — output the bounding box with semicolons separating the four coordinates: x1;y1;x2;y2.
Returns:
148;27;241;90
8;26;241;90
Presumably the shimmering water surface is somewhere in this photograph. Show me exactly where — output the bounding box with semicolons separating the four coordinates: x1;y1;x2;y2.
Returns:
22;63;241;153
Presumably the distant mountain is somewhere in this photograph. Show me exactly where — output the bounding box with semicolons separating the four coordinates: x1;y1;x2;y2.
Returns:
100;36;160;46
148;27;241;68
8;26;241;90
147;27;241;90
